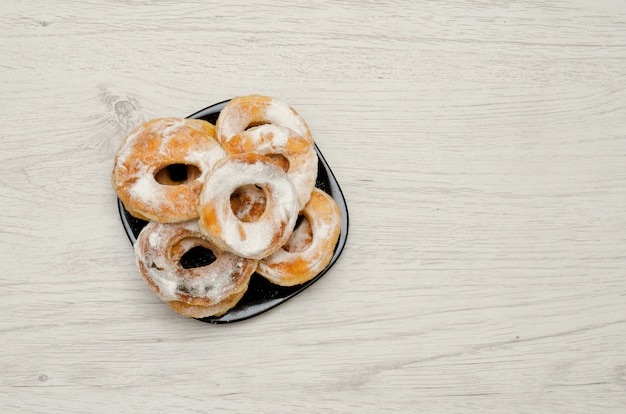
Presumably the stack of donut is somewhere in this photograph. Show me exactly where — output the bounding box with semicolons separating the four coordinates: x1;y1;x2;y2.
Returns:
112;95;342;318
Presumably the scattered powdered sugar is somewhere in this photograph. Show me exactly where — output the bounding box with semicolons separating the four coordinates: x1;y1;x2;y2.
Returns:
129;174;160;204
184;143;225;169
159;118;186;139
148;230;162;249
244;124;291;149
217;106;245;141
176;255;246;301
264;100;310;141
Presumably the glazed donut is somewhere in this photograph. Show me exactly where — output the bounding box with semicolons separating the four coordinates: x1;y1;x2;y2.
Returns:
224;124;318;210
257;188;341;286
134;220;256;317
215;95;313;145
198;153;299;260
112;118;225;222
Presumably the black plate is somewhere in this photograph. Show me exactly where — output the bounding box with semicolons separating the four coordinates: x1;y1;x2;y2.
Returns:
118;99;349;323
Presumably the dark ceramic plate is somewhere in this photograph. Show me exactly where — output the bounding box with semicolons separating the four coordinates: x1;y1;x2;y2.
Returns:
118;99;349;323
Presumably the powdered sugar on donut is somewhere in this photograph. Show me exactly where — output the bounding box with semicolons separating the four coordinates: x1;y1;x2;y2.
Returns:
129;174;163;207
112;118;225;222
283;217;313;253
160;119;187;140
257;188;341;286
263;99;311;142
287;145;318;209
134;221;255;305
216;95;313;145
239;124;294;150
225;124;318;209
198;154;299;260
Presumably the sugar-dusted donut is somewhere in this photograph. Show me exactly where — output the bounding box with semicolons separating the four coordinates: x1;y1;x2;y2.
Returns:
257;188;341;286
215;95;313;145
134;220;256;317
198;153;299;260
112;118;225;222
223;124;318;210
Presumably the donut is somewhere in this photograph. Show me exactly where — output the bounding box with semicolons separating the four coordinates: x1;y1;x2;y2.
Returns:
112;118;225;222
257;188;341;286
134;220;256;317
223;124;318;210
198;153;299;260
215;95;313;145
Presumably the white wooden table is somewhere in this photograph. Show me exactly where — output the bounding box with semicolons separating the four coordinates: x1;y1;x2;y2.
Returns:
2;1;625;412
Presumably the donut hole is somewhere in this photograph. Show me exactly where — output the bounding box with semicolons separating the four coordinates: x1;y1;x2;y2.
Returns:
154;164;200;185
282;215;313;252
244;121;271;131
180;245;217;269
266;153;290;173
230;184;267;222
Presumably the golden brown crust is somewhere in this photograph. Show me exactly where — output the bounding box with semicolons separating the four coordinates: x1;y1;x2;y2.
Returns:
112;118;225;223
135;221;256;317
257;189;341;286
167;289;247;318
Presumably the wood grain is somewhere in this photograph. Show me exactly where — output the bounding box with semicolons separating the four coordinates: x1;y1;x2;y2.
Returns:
1;1;626;412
